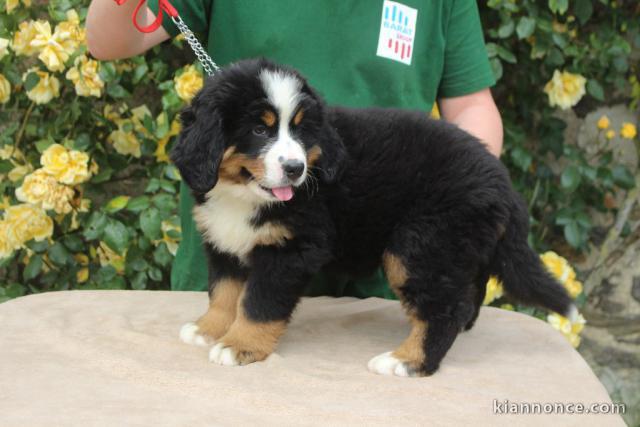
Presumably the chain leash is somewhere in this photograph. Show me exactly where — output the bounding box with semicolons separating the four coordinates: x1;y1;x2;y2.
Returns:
170;15;220;76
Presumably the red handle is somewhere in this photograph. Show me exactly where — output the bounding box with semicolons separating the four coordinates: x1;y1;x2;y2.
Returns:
115;0;178;34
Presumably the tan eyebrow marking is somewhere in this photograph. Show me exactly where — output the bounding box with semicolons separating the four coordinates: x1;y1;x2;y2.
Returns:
293;108;304;126
261;110;277;127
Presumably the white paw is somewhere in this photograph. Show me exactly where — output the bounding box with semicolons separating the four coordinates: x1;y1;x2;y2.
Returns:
179;322;213;347
209;343;239;366
367;351;411;377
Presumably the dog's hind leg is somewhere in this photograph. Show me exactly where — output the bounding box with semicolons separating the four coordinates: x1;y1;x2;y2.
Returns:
368;219;478;377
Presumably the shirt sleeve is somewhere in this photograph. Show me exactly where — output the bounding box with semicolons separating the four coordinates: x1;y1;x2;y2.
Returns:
438;0;496;98
147;0;211;38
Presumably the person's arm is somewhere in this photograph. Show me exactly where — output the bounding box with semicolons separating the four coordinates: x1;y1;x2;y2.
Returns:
439;88;503;157
86;0;170;60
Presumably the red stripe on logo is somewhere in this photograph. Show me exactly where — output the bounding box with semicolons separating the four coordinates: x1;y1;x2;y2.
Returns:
388;38;392;48
401;43;405;59
395;40;398;54
407;45;411;58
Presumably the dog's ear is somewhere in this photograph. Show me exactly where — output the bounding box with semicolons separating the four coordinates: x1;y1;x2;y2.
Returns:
171;101;224;194
315;119;347;184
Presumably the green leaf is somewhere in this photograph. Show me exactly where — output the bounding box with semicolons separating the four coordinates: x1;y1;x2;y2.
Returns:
128;257;149;272
496;45;517;64
48;242;72;267
612;165;636;190
574;0;593;25
132;63;149;84
96;265;117;283
35;139;54;153
549;0;569;14
587;79;605;101
152;193;177;213
0;159;13;174
105;196;130;213
516;17;536;39
490;58;503;81
106;84;131;99
103;276;127;290
24;72;40;91
62;235;84;252
99;62;117;83
131;271;148;290
127;196;151;212
73;133;91;151
510;146;532;172
498;20;515;39
23;255;43;281
103;220;130;255
83;211;108;240
140;208;162;240
27;240;49;253
561;166;581;191
564;221;582;248
2;283;26;299
153;243;173;267
148;267;163;282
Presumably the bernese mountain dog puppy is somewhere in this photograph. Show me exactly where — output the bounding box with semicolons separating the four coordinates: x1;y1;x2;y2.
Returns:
172;58;575;377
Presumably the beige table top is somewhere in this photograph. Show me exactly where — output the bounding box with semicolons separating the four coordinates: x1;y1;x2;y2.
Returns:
0;291;625;426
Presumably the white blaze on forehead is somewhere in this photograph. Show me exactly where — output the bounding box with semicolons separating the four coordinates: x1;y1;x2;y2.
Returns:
259;69;307;187
259;69;303;124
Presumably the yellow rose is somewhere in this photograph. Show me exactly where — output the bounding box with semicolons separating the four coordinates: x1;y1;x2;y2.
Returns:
3;204;54;250
97;242;125;273
56;10;86;45
40;143;92;185
76;267;89;283
174;65;203;102
108;122;141;158
74;253;89;265
547;312;586;348
155;117;181;162
23;68;60;104
596;115;610;130
65;55;104;97
160;220;181;255
483;276;503;305
540;251;582;298
15;169;75;214
0;220;15;259
620;122;637;139
543;70;586;110
130;104;152;136
12;21;39;56
606;130;616;140
7;163;33;182
0;37;9;60
0;73;10;104
30;20;78;72
5;0;19;12
103;104;128;122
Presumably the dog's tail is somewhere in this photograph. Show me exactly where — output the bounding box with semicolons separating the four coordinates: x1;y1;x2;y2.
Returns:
492;200;576;320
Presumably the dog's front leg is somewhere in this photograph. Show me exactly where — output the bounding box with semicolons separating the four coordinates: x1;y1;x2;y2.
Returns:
209;242;323;366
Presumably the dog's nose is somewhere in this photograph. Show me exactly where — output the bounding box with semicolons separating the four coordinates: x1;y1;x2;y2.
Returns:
282;159;305;180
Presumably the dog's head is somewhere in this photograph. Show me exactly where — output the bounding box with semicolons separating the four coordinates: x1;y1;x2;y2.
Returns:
171;58;346;202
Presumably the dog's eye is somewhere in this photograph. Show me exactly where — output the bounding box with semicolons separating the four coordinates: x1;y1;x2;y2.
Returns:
253;125;268;136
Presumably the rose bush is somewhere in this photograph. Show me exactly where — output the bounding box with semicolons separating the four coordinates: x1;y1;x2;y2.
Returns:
0;1;638;353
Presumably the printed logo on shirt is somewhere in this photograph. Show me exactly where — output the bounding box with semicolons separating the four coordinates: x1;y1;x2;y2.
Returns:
376;0;418;65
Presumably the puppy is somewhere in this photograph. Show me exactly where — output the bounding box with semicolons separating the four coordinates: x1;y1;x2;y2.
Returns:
172;58;574;377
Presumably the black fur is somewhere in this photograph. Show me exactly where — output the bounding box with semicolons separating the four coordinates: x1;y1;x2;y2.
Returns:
172;58;573;375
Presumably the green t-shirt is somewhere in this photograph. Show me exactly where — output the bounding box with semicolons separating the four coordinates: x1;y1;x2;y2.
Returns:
150;0;495;297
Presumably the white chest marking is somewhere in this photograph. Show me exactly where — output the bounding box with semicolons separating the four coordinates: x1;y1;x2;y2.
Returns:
192;182;285;260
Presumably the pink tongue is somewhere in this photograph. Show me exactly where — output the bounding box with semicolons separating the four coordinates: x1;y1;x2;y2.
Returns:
271;186;294;201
